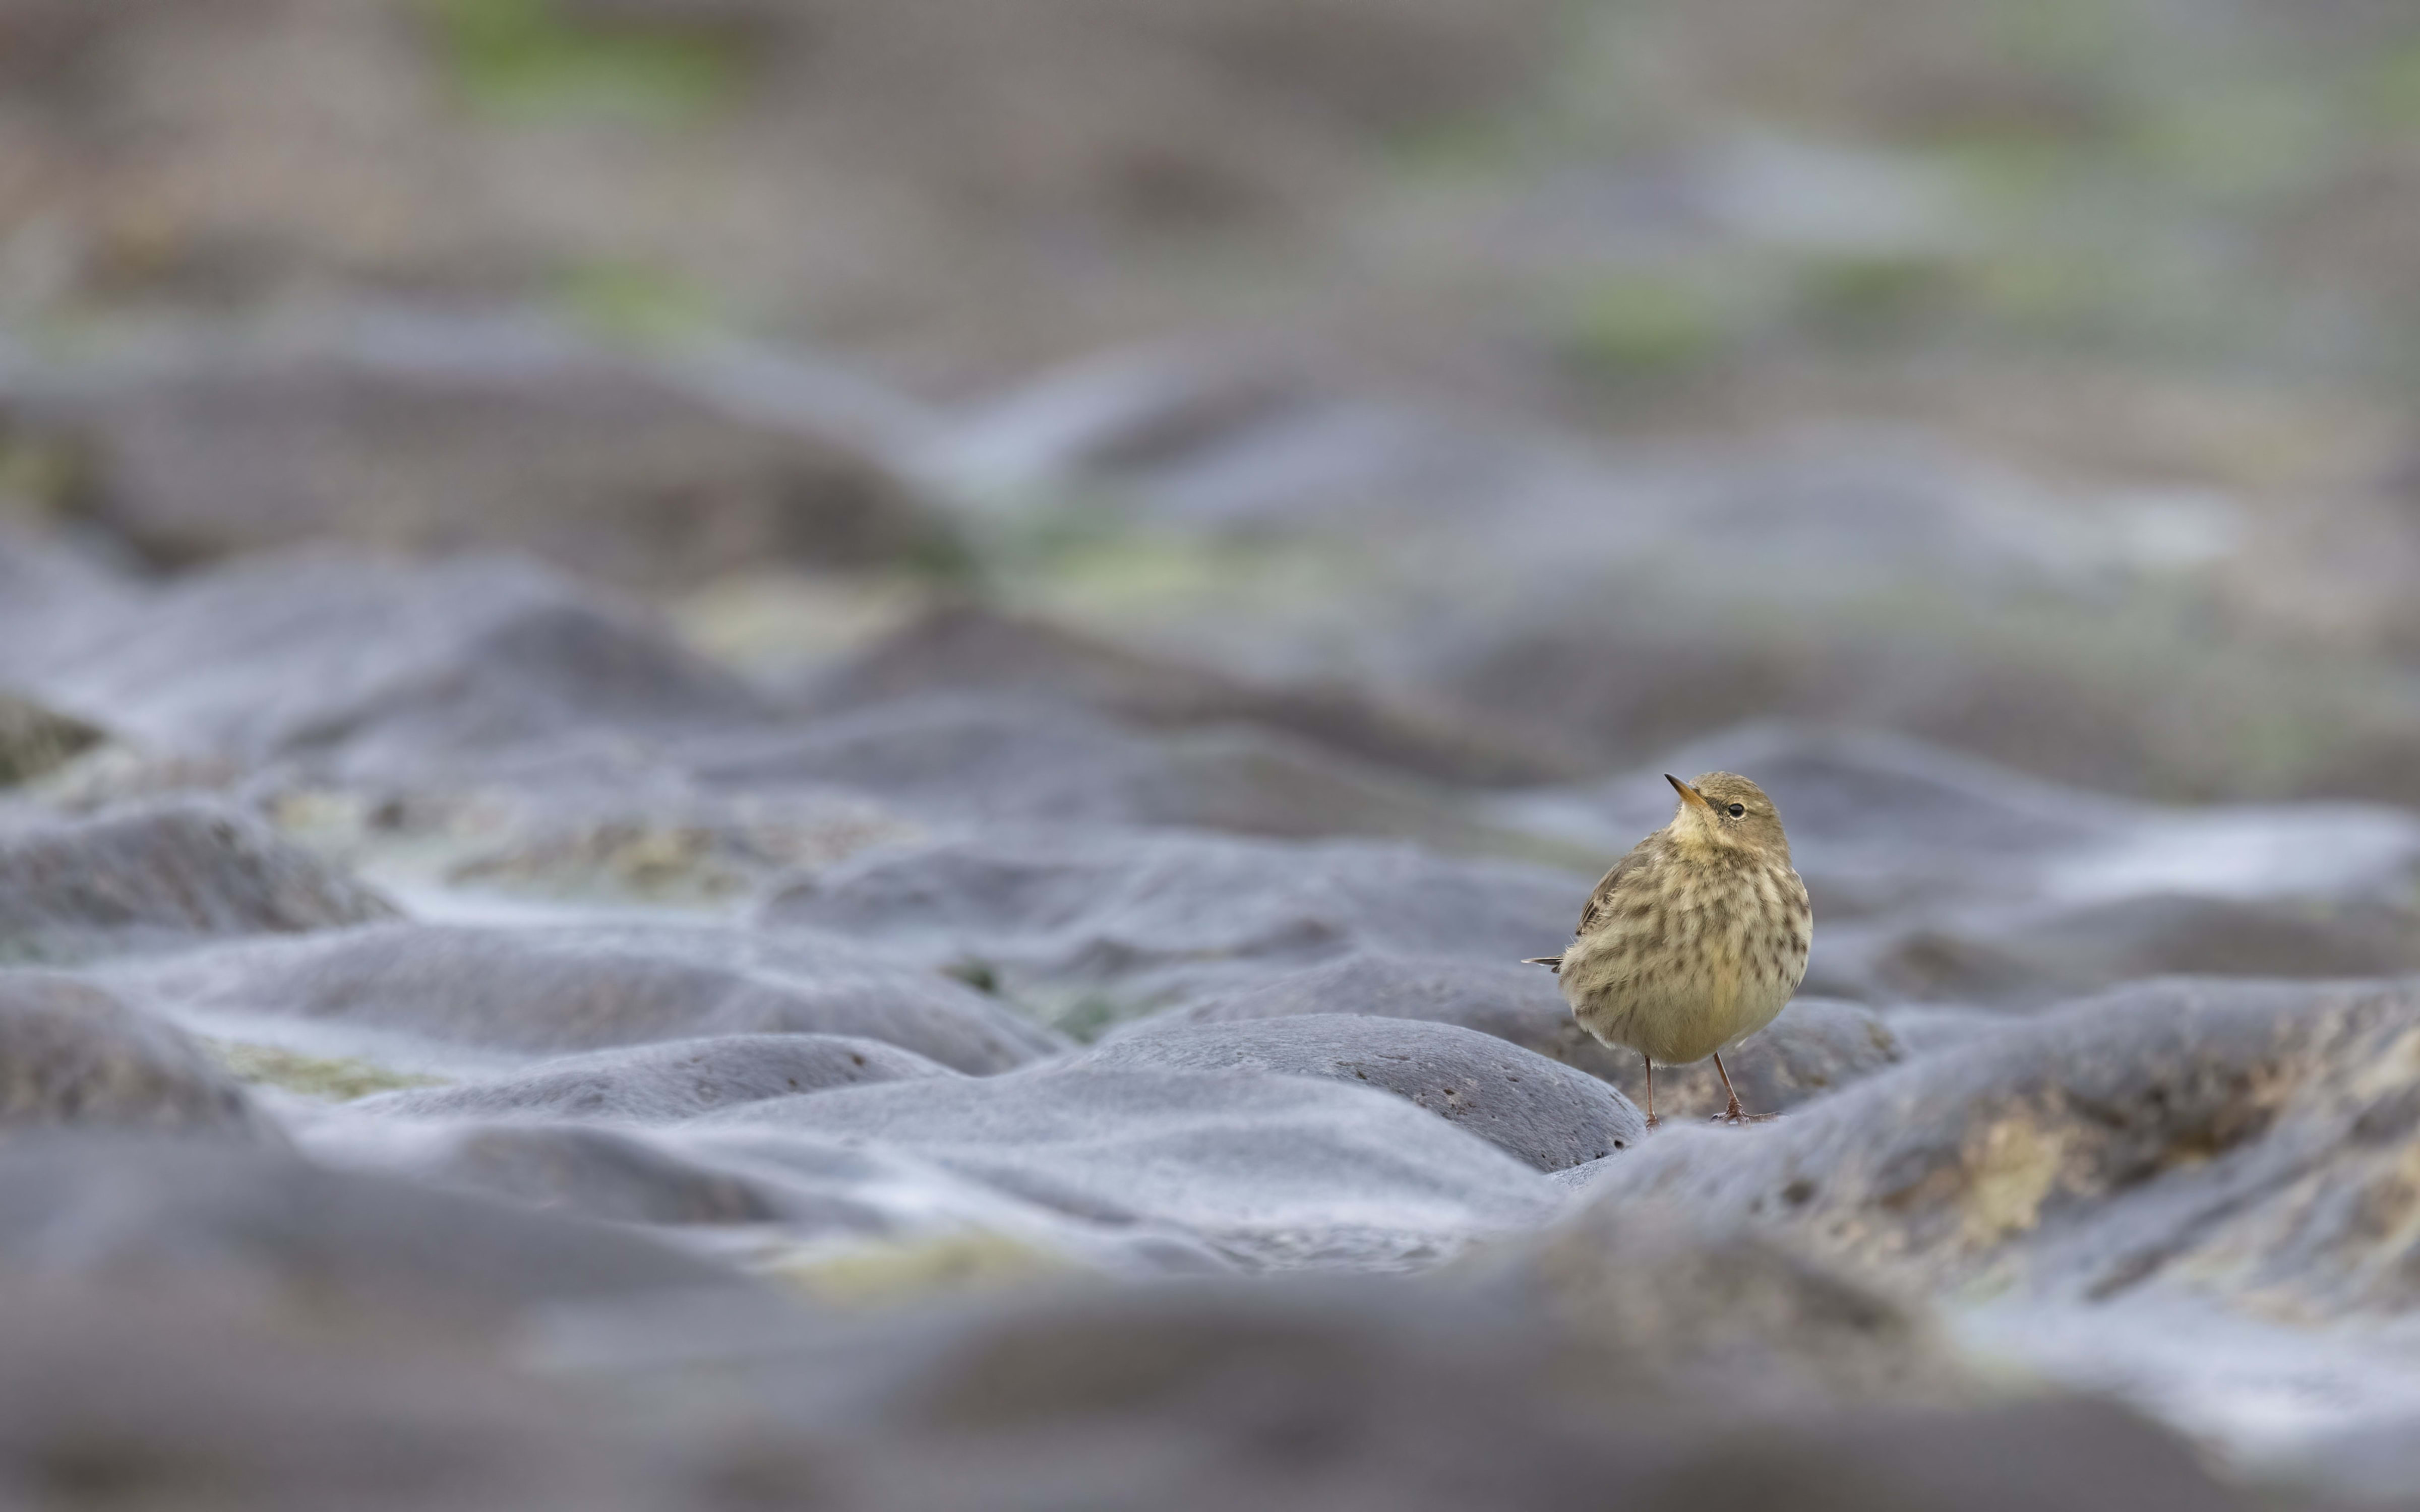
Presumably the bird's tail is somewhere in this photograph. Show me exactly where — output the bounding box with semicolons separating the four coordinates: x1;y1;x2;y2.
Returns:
1522;954;1563;975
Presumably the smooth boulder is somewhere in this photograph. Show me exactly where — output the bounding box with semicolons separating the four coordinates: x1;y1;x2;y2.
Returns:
689;692;1564;857
0;973;276;1142
355;1033;956;1122
701;1066;1565;1269
113;923;1066;1073
30;553;771;778
801;601;1571;786
1127;951;1613;1066
756;825;1581;1019
1564;977;2420;1317
0;802;397;961
0;1140;757;1331
1079;1014;1641;1170
1586;998;1907;1122
1826;894;2420;1008
686;1271;2264;1512
9;337;955;588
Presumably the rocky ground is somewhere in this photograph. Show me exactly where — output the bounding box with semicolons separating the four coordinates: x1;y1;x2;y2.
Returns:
1;310;2418;1509
5;1;2420;1505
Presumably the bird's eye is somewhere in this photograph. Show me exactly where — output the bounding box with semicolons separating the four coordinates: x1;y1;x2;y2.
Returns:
1727;803;1745;817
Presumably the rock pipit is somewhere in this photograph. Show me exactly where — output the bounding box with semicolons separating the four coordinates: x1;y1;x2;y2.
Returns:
1526;773;1809;1127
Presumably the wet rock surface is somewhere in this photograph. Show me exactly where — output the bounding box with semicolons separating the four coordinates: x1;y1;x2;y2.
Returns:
1565;977;2420;1316
112;922;1064;1072
0;1140;757;1330
4;337;957;587
355;1033;954;1122
1078;1014;1643;1170
26;554;773;780
756;825;1580;1022
689;691;1563;858
0;974;277;1142
802;601;1572;786
702;1066;1566;1268
0;801;398;961
1590;998;1908;1122
1129;950;1621;1068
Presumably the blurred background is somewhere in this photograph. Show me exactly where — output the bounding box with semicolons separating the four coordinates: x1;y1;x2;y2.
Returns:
6;0;2420;808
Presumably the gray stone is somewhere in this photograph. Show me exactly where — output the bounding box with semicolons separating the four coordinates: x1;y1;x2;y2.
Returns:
1122;950;1611;1065
755;825;1581;1019
0;1276;669;1512
1832;893;2420;1009
355;1033;956;1121
0;972;276;1142
680;1274;2263;1512
8;340;958;588
30;553;771;778
314;1120;810;1229
1076;1014;1641;1170
0;801;397;962
302;1114;1232;1272
1116;956;1908;1119
1565;977;2420;1316
700;1066;1565;1269
800;601;1572;786
114;922;1065;1073
1588;998;1907;1122
0;1140;758;1331
689;691;1570;858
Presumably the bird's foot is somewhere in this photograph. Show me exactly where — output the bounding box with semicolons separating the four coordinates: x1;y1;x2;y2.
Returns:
1710;1100;1777;1125
1643;1113;1661;1130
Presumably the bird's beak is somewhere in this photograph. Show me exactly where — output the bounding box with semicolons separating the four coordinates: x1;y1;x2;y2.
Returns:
1665;774;1713;812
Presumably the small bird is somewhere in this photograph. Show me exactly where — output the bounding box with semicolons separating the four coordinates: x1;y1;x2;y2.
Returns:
1525;773;1809;1128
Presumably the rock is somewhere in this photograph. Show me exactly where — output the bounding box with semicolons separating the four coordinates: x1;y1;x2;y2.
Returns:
755;825;1581;1024
113;922;1065;1073
700;1066;1565;1269
1566;977;2420;1316
690;691;1571;857
30;552;772;778
801;601;1572;786
685;1273;2265;1512
0;972;276;1141
1831;893;2420;1009
1140;957;1905;1119
309;1120;808;1229
0;1276;668;1512
1588;999;1907;1122
1124;950;1614;1063
301;1115;1234;1274
0;1139;758;1332
1505;722;2420;922
438;793;911;906
354;1033;957;1122
0;801;398;962
8;337;959;587
1482;1203;1964;1407
0;689;103;786
1075;1014;1640;1170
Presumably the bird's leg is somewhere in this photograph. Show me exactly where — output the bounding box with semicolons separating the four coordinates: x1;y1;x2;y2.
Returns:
1710;1053;1775;1124
1642;1054;1658;1129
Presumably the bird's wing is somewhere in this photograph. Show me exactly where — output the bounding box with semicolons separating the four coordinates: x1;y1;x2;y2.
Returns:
1574;835;1658;937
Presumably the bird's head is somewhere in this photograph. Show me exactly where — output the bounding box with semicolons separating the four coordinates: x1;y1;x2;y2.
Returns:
1664;771;1790;858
